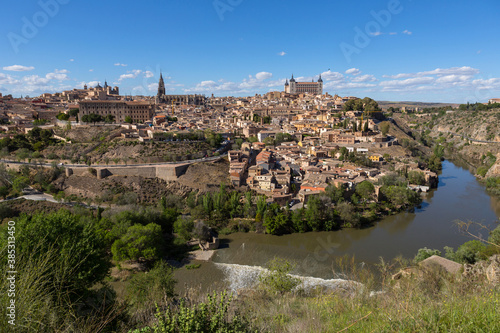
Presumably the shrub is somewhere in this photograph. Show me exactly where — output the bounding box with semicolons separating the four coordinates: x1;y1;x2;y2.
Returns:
414;247;441;263
445;240;488;264
130;291;247;333
259;258;300;294
111;223;164;262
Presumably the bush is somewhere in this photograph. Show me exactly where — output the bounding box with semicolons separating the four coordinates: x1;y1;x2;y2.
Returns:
259;258;300;294
130;291;247;333
111;223;164;262
126;261;176;319
414;247;441;263
445;240;488;264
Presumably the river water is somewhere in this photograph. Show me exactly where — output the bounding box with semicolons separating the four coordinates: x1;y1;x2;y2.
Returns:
174;160;500;293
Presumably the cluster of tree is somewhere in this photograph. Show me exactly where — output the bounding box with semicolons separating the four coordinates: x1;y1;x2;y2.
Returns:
81;113;115;124
177;179;420;236
0;204;246;331
422;106;453;113
343;97;381;112
458;102;500;111
0;127;56;153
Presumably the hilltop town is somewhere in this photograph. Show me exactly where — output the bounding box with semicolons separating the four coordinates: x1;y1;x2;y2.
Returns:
0;74;441;208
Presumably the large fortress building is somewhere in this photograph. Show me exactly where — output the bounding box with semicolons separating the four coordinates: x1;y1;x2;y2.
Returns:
284;74;323;95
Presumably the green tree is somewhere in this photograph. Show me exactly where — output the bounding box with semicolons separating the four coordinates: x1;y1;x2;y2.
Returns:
337;202;359;227
104;114;115;123
173;216;194;242
445;240;488;264
0;185;9;199
0;210;110;294
408;170;426;185
126;260;176;313
125;115;133;124
355;181;375;201
414;247;441;263
56;112;70;121
380;121;390;136
111;223;164;262
259;258;300;294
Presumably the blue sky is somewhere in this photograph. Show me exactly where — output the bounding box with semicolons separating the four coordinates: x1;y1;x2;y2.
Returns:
1;0;499;102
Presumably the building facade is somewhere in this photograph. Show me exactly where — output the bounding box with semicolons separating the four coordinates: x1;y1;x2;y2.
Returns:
284;74;323;95
79;100;154;123
156;72;206;105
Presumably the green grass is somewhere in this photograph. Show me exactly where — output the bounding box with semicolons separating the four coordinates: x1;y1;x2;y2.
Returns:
233;272;499;332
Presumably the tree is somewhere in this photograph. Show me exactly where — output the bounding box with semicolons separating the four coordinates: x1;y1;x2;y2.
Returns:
363;120;369;132
445;240;488;264
56;112;70;121
355;181;375;201
337;202;359;227
380;121;390;136
0;210;110;294
263;136;275;146
408;170;426;185
414;247;441;263
111;223;164;262
0;185;9;199
125;116;133;124
381;185;421;207
81;113;103;125
259;258;300;294
104;114;115;123
173;216;194;242
126;260;176;312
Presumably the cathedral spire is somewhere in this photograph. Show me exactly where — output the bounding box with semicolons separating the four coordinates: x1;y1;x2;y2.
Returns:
157;70;166;99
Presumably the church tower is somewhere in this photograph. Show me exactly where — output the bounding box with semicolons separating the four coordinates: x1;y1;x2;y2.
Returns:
317;74;323;95
289;74;296;94
157;72;166;99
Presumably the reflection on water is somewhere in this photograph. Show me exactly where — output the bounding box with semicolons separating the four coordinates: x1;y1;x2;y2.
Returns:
175;160;500;292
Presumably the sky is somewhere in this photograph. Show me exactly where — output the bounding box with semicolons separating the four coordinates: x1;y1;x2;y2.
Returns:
1;0;500;103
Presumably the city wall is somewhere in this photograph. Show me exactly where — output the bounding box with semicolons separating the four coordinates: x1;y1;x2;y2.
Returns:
67;164;190;181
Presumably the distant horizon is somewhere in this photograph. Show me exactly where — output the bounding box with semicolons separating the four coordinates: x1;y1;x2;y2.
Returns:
1;0;499;103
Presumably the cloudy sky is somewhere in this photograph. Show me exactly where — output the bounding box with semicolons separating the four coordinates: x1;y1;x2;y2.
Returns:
1;0;499;102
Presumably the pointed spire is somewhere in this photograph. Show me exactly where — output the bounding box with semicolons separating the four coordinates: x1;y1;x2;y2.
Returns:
318;74;323;82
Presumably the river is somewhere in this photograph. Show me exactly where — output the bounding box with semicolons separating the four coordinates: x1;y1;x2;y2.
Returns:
174;160;500;293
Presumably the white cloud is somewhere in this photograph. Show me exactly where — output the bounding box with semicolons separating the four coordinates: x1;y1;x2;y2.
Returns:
114;63;128;67
370;31;383;36
89;69;94;72
86;81;100;87
118;69;142;81
351;74;376;83
345;68;361;76
46;72;68;81
256;72;272;80
3;65;35;71
383;66;480;79
321;70;344;82
144;71;154;78
389;32;397;35
22;75;50;86
402;30;412;35
435;75;470;85
69;59;74;62
278;51;286;56
380;77;435;88
54;69;69;74
0;73;19;85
